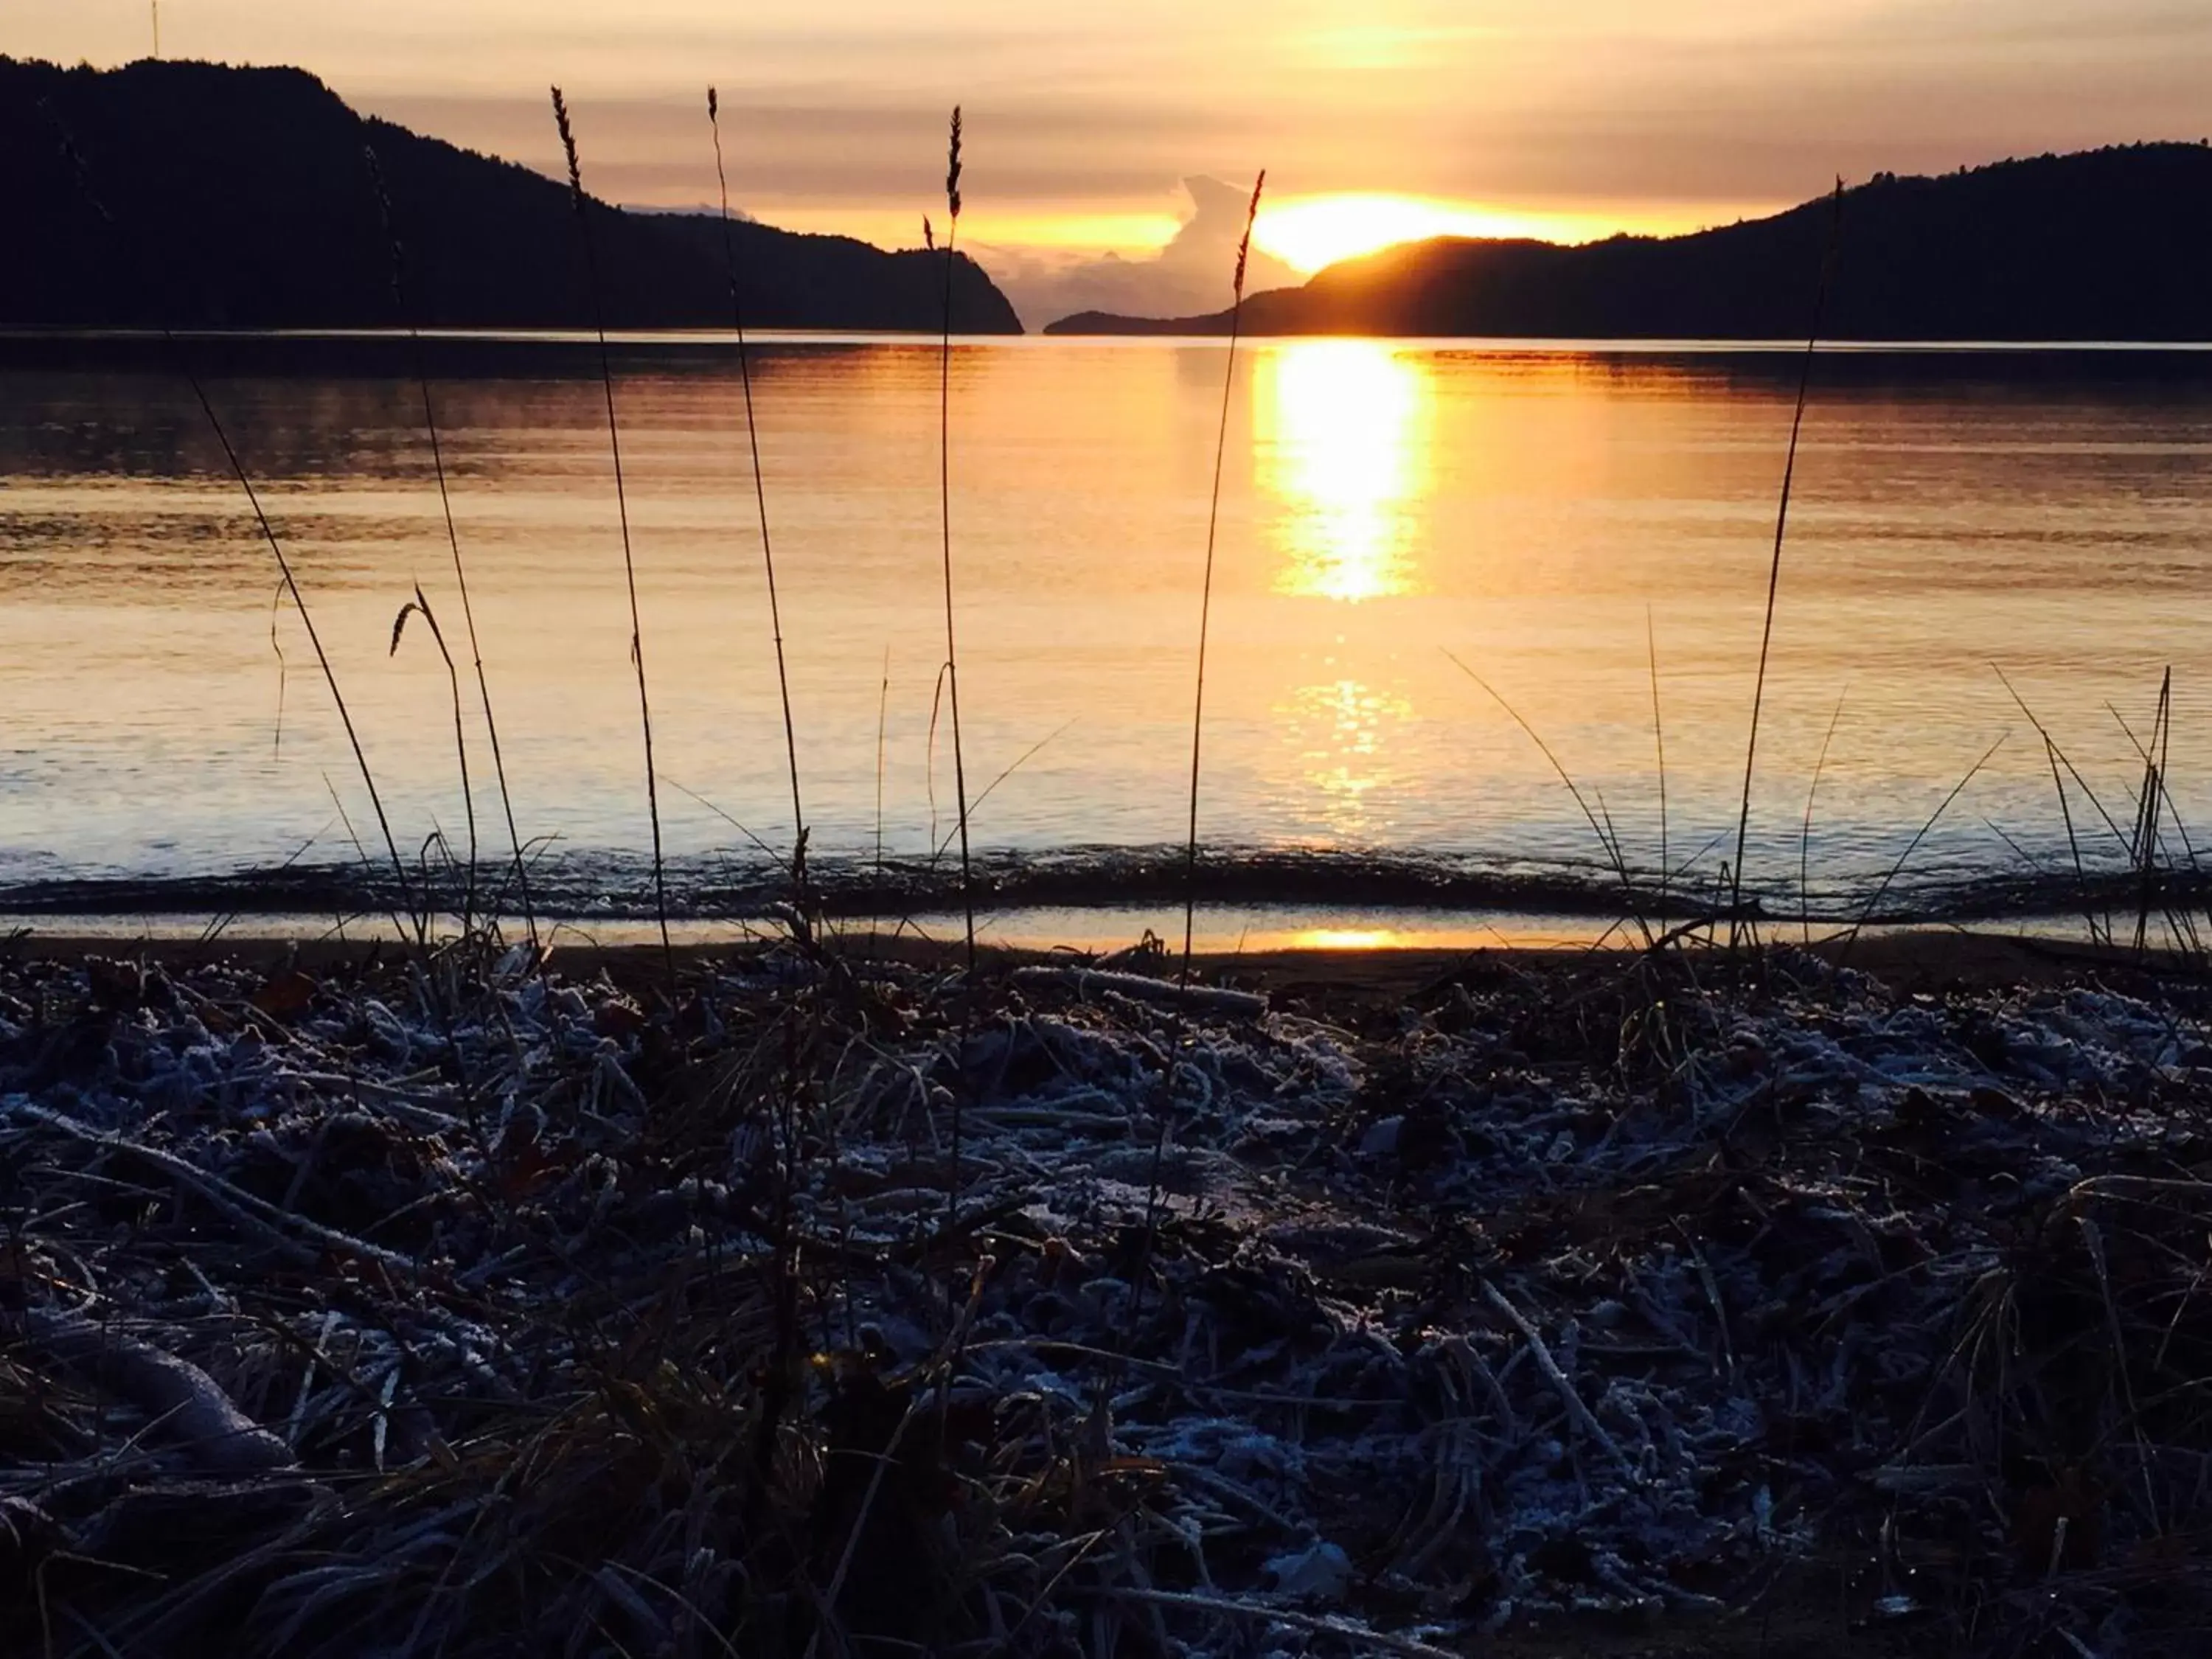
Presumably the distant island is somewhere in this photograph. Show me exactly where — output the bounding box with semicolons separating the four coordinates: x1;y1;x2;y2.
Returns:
1;58;1023;334
1048;145;2212;341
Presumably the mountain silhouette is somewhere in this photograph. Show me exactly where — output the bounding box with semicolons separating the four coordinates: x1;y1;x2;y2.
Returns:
1047;145;2212;341
1;58;1021;333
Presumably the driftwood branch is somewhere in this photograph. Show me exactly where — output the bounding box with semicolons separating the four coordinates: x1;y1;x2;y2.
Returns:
1009;964;1267;1018
4;1099;418;1276
22;1306;294;1475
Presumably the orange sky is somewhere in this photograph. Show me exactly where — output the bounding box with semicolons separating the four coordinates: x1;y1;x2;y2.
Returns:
19;0;2212;272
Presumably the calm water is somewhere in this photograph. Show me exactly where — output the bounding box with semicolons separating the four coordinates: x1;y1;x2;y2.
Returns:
5;334;2212;918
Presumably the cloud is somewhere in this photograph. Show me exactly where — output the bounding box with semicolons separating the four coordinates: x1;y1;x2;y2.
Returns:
981;176;1296;329
27;0;2211;253
358;92;1265;210
352;3;2212;236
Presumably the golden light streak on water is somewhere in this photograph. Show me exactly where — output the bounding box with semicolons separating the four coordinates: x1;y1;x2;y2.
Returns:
1257;339;1430;604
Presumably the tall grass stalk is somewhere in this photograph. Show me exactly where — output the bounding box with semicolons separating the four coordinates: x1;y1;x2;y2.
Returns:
1840;732;2008;955
707;88;808;903
2108;681;2205;954
1801;686;1848;943
930;108;977;971
1647;607;1667;917
1728;178;1845;947
321;772;378;937
876;648;891;881
2108;691;2199;872
389;585;476;930
1994;666;2130;845
363;142;537;950
44;106;417;939
928;107;974;1296
1996;665;2123;947
1180;170;1265;984
267;581;289;756
1444;650;1641;921
551;87;674;986
2126;668;2175;952
872;647;890;948
931;721;1073;859
2045;735;2104;947
2000;668;2132;956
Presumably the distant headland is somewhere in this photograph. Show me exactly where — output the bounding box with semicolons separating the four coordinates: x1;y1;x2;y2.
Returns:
1;57;1023;334
1047;144;2212;341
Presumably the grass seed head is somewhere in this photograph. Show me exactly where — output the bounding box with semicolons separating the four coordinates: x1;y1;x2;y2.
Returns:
361;144;406;307
946;106;963;222
550;86;583;210
41;101;116;227
1234;170;1266;299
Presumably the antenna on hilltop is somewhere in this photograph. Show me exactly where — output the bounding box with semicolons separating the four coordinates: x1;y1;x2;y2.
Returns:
151;2;161;59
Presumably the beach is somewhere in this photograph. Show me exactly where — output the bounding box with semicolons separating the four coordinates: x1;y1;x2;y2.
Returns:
2;925;2205;1655
10;23;2212;1659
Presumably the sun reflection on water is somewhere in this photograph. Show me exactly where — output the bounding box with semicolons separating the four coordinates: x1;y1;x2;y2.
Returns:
1278;675;1416;833
1256;340;1432;602
1284;928;1416;951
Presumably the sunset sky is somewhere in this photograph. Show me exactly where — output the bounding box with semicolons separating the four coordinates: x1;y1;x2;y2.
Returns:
18;0;2212;277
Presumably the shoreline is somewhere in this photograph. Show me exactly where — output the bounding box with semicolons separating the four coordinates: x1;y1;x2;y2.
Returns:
4;917;2193;993
1;841;2196;936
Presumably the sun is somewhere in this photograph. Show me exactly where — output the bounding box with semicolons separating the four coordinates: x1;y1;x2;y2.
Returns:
1252;193;1621;275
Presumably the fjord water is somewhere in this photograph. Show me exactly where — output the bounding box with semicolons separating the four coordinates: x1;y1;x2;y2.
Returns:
4;335;2211;918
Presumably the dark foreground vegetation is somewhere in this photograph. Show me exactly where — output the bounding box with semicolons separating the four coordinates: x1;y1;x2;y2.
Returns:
0;58;1022;333
1048;144;2212;339
1;929;2208;1657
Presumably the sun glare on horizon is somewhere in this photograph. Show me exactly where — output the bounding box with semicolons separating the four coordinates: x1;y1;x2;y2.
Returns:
1255;194;1700;275
1255;195;1558;273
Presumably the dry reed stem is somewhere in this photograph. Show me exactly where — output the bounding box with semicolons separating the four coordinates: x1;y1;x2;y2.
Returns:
933;106;976;1298
1443;650;1641;915
1840;730;2009;953
2108;689;2201;872
936;105;977;974
364;139;538;951
876;647;891;881
1180;169;1265;984
2107;678;2207;956
2129;667;2174;951
930;721;1073;860
707;88;810;905
1995;664;2129;945
1992;665;2127;849
1801;684;1848;943
389;584;477;930
1647;606;1668;918
551;86;674;987
1729;178;1845;947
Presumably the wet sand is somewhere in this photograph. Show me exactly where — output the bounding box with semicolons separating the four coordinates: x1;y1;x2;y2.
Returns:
6;918;2188;998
